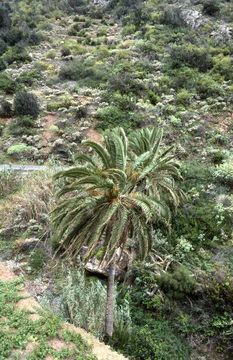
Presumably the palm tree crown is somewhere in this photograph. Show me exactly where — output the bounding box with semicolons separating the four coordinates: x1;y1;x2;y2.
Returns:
52;127;183;264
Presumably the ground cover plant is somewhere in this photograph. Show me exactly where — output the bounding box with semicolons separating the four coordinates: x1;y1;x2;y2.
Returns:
0;278;96;360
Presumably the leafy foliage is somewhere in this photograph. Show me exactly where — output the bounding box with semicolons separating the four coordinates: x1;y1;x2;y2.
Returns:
0;279;96;359
14;91;40;119
53;127;182;263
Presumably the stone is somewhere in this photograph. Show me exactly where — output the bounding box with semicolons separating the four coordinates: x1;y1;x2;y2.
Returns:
85;248;132;279
211;25;233;43
15;238;40;251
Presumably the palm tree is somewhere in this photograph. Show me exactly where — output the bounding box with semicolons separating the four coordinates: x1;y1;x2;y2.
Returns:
52;127;183;338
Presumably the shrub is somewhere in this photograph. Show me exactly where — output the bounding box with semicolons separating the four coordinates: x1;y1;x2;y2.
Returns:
208;148;228;164
176;89;193;105
60;59;108;87
9;116;36;136
29;248;47;272
3;28;24;46
3;45;31;65
0;39;7;56
165;67;199;91
102;91;136;111
0;170;55;236
96;105;137;130
0;57;6;71
196;75;223;99
61;269;107;338
61;47;71;57
119;321;190;360
7;143;33;159
170;44;213;72
0;99;13;118
0;73;16;94
0;171;22;199
213;158;233;187
203;0;220;16
0;7;11;29
28;30;42;45
14;91;40;119
17;69;41;87
108;70;145;95
213;55;233;81
160;5;185;27
147;91;159;105
156;266;196;299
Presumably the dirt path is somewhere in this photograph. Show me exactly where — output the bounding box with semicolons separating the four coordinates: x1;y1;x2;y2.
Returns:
0;261;128;360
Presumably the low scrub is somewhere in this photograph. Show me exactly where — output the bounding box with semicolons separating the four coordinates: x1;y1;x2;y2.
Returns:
0;73;16;94
170;44;213;72
213;158;233;187
13;91;40;119
6;143;34;159
0;170;55;239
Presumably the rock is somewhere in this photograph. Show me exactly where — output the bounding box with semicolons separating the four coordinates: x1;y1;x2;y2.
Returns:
0;225;27;238
85;248;132;279
15;238;40;251
56;119;67;129
51;138;69;155
181;9;206;29
211;25;233;43
63;55;74;62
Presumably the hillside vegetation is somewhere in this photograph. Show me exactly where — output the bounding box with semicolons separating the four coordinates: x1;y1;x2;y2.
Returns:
0;0;232;359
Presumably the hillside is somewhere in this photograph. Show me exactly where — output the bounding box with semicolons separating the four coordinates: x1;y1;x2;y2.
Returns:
0;1;232;359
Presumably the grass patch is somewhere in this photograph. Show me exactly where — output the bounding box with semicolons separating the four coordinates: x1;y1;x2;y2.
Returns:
0;279;96;359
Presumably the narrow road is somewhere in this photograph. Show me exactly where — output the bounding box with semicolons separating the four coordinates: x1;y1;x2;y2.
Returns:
0;164;47;172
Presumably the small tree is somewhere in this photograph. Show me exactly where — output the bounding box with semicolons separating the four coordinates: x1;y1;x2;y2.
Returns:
14;91;40;119
52;127;183;338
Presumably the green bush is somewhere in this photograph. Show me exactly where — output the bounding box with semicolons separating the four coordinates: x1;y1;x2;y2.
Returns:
60;59;108;86
147;91;159;105
176;89;193;105
119;321;190;360
3;45;32;65
208;148;228;164
0;57;6;71
213;158;233;187
0;99;13;118
29;248;47;272
28;30;42;45
14;91;40;119
170;44;213;72
160;5;185;27
61;47;71;57
0;39;7;56
102;91;136;111
196;75;224;99
7;143;33;158
0;7;11;29
203;0;220;16
213;55;233;81
3;28;24;46
96;106;137;130
0;73;16;94
167;66;199;91
61;269;107;338
17;69;41;87
9;116;36;136
156;266;196;299
108;70;145;95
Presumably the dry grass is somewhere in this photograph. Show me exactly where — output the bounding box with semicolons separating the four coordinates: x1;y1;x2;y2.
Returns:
0;170;55;233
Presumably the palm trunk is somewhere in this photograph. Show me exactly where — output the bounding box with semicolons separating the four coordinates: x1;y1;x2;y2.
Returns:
105;260;116;338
